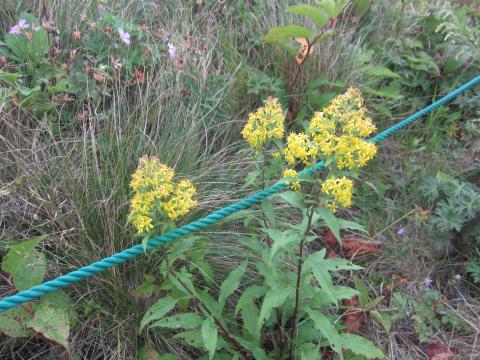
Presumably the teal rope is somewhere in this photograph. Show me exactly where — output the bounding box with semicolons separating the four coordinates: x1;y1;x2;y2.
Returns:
0;75;479;314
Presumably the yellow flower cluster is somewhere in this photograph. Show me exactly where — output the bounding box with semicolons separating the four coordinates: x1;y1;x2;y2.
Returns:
282;168;301;191
284;87;377;170
241;97;284;149
321;176;353;213
129;156;197;234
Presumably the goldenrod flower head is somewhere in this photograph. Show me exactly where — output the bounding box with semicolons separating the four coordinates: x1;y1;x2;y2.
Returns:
128;156;197;234
283;132;317;166
321;176;353;213
242;97;284;149
282;168;301;191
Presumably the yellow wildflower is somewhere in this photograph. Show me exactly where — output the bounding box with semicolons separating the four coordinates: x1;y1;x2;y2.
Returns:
242;97;284;149
321;176;353;212
282;168;301;191
128;156;197;234
283;132;317;166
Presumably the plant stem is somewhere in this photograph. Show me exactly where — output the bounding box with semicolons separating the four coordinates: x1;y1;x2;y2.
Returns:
169;270;251;360
288;207;315;360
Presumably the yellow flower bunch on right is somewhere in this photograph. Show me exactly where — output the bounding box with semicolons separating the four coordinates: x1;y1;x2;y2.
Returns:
321;176;353;213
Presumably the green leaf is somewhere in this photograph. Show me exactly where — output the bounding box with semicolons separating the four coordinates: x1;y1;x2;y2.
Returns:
307;308;342;353
304;250;336;304
315;207;341;243
287;5;329;28
0;306;34;337
263;229;300;264
2;237;47;291
298;343;319;360
140;297;177;330
258;286;291;329
340;333;384;359
218;261;248;309
279;191;304;210
0;70;21;84
235;285;268;316
151;313;203;329
131;275;162;299
240;300;260;341
370;310;391;333
173;330;204;349
27;306;71;348
265;25;314;42
318;0;336;17
365;66;400;79
261;199;276;228
201;317;218;360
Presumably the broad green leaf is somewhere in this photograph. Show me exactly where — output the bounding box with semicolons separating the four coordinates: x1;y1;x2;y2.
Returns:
0;306;34;337
2;237;47;291
279;191;304;210
258;286;291;329
218;261;248;309
298;342;319;360
370;310;391;333
131;275;162;299
264;38;297;58
265;25;314;42
318;0;337;17
261;199;276;228
151;313;203;329
339;333;384;359
235;285;268;316
201;317;218;360
304;250;337;304
365;66;400;79
0;70;21;83
315;207;341;243
287;5;329;28
140;297;177;330
234;337;268;360
173;330;203;349
263;229;300;264
27;306;70;348
307;308;342;353
197;290;222;316
240;300;260;342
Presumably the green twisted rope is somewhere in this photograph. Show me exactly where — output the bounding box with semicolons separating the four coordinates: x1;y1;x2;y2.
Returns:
0;75;479;314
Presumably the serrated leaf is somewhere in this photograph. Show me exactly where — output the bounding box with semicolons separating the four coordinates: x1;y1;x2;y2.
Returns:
288;5;329;27
340;333;384;359
151;313;203;329
2;237;47;291
370;310;391;333
240;300;260;341
27;306;70;348
264;229;301;264
265;25;314;42
261;199;276;228
299;342;319;360
279;191;304;210
257;286;291;329
318;0;337;17
0;306;34;337
304;249;336;304
140;297;177;330
173;330;203;349
218;261;248;310
365;66;400;79
307;308;342;353
315;207;341;243
201;317;218;360
235;285;268;316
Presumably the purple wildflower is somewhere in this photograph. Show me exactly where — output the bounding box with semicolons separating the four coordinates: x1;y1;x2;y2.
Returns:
397;227;405;237
118;28;131;45
9;19;30;35
424;278;433;287
168;43;177;60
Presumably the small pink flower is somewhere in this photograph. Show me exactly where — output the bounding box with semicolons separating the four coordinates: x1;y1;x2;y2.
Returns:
118;28;131;45
9;19;29;35
168;43;177;60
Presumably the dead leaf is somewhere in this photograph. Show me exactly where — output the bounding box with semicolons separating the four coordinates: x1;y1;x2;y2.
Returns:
93;72;106;84
0;56;6;65
342;297;366;333
425;342;454;360
342;236;381;258
295;37;309;65
72;30;81;40
25;32;33;41
103;26;112;34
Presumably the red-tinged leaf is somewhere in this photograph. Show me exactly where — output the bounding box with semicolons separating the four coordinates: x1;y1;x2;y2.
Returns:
342;297;366;333
342;237;381;258
295;37;309;65
425;342;454;360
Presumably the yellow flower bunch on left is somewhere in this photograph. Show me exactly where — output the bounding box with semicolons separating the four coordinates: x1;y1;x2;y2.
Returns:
128;156;197;234
241;97;284;149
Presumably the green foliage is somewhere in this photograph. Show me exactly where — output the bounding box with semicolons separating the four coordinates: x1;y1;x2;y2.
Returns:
0;238;76;350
